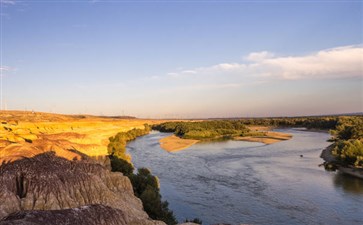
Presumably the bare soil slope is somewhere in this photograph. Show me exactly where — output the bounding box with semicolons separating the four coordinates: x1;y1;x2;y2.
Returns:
0;111;167;225
0;111;162;163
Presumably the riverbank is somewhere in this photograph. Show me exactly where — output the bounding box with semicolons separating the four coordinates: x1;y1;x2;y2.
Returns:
233;131;292;144
159;135;199;152
158;129;292;152
320;144;363;179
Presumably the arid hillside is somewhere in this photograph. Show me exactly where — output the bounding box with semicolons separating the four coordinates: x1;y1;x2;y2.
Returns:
0;111;163;164
0;111;168;225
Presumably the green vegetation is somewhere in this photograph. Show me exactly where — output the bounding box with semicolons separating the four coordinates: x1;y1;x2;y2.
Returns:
110;156;134;176
236;117;338;129
153;117;338;141
333;140;363;167
330;117;363;168
106;116;362;222
108;124;151;161
153;121;250;140
108;125;177;225
154;116;363;169
130;168;176;225
330;116;363;141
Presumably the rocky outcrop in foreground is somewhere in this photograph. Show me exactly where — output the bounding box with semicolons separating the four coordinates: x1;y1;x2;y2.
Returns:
0;152;165;225
0;204;127;225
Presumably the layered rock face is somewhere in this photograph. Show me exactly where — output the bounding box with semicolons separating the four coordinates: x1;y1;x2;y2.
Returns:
0;111;165;161
0;205;127;225
0;152;165;225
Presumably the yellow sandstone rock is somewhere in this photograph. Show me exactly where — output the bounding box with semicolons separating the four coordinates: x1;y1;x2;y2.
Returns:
0;111;164;163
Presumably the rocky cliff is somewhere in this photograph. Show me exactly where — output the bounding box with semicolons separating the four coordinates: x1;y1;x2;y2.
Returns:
0;205;128;225
0;152;165;225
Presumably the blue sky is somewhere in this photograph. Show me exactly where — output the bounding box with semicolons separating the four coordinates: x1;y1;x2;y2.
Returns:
1;0;362;118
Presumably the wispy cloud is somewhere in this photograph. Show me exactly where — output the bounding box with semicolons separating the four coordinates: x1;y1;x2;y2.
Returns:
0;66;14;71
181;70;197;74
245;51;274;61
0;0;16;5
167;70;197;78
183;81;268;91
167;45;363;80
0;66;15;78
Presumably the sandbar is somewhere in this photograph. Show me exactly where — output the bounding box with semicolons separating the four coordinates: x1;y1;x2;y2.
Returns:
159;130;292;152
234;131;292;144
159;135;199;152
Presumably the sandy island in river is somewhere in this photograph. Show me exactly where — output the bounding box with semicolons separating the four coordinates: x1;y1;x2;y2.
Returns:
159;126;292;152
159;135;199;152
233;131;292;144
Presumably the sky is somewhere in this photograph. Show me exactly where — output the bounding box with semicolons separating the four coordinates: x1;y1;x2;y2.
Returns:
0;0;362;118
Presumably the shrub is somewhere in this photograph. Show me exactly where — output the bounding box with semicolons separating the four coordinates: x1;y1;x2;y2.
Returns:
333;139;363;167
108;126;177;225
130;168;177;225
110;155;134;176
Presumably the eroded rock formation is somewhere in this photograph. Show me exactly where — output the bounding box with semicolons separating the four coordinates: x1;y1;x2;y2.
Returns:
0;152;165;225
0;204;127;225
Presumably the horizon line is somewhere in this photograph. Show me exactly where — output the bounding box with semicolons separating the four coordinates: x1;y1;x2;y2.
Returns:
0;109;362;120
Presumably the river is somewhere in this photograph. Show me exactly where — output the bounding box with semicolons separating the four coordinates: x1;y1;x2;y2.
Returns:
127;129;363;225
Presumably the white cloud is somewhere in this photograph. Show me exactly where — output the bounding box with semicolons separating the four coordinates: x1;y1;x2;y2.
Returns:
0;0;16;5
168;45;363;80
181;70;197;74
260;45;363;79
245;51;274;61
211;63;244;71
0;66;12;71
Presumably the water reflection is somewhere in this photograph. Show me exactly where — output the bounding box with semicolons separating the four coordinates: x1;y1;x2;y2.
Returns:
333;173;363;194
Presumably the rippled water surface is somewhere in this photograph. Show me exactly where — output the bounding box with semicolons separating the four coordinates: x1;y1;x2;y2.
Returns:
127;129;363;225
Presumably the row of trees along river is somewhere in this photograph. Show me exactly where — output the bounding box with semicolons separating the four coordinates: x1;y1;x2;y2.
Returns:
107;124;178;225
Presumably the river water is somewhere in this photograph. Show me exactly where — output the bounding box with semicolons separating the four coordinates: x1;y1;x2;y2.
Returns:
127;129;363;225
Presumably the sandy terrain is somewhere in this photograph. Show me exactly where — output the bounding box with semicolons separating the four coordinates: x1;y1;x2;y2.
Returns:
234;131;292;144
0;111;164;163
0;111;293;160
158;127;292;152
247;126;272;132
159;135;199;152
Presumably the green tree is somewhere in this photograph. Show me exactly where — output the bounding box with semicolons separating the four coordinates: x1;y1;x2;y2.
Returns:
333;140;363;167
110;155;134;176
331;117;363;140
130;168;177;225
108;126;177;225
